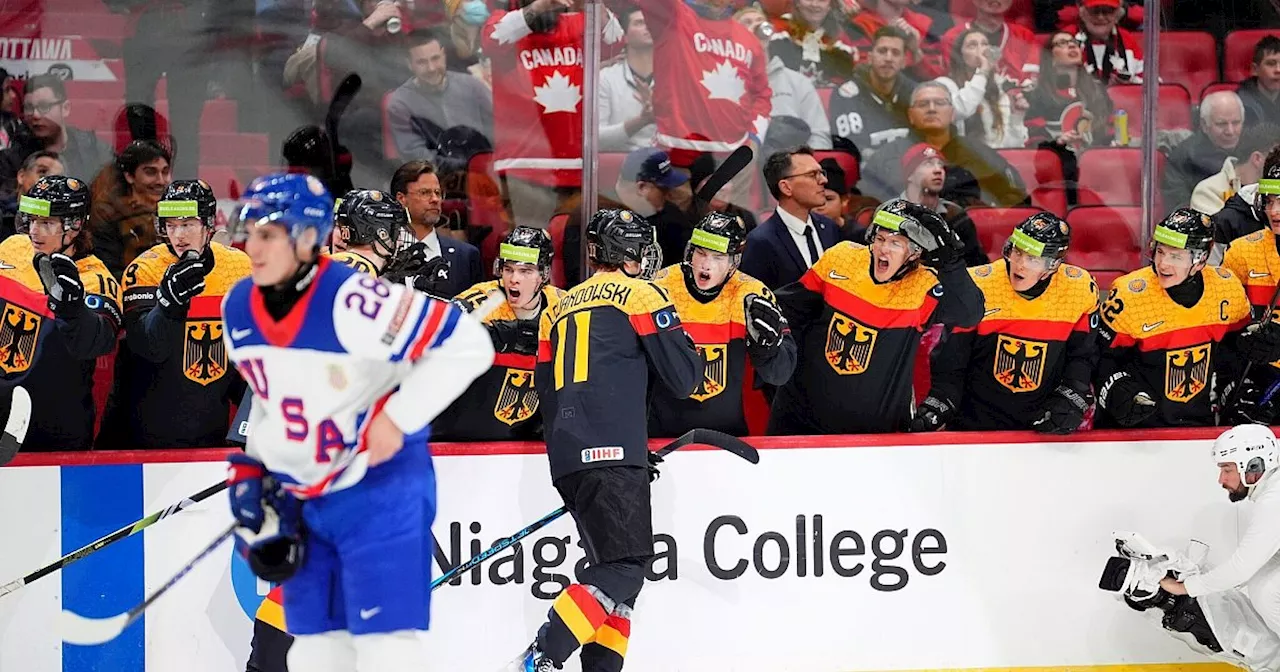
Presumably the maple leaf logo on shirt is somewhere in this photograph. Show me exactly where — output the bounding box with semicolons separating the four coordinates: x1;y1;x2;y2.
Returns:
533;70;581;114
701;60;745;104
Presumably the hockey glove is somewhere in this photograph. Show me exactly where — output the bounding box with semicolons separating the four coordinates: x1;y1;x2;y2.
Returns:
908;395;954;432
156;250;209;319
647;450;664;483
1237;320;1280;364
227;453;268;533
232;486;305;584
488;318;539;356
1098;371;1158;427
902;215;964;269
33;252;84;316
1031;385;1092;434
406;255;451;297
745;293;785;351
1220;379;1280;426
380;243;428;284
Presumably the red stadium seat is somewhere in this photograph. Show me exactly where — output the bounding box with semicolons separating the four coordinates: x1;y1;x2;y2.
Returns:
381;92;399;161
997;148;1067;217
1076;148;1164;208
597;153;627;194
1065;205;1144;271
197;166;240;200
1201;81;1240;100
967;206;1043;260
154;98;239;134
199;132;269;167
1225;30;1280;83
1092;269;1126;294
813;150;859;188
1158;32;1218;103
1106;84;1193;142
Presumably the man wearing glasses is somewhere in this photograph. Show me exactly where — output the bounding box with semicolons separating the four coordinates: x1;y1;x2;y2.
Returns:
740;147;842;290
0;75;111;202
389;159;482;298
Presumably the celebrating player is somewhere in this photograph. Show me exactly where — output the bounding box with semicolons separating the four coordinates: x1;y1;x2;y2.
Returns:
222;172;493;672
114;179;251;448
0;175;121;451
433;226;565;441
650;211;796;436
769;199;984;435
514;208;702;672
1095;209;1267;428
915;213;1099;433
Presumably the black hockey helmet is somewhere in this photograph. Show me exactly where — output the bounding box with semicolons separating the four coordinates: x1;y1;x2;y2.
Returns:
18;175;90;234
333;188;366;228
494;226;554;281
1003;212;1070;268
1256;150;1280;213
687;211;747;258
341;190;411;262
587;208;663;280
864;199;947;282
157;179;217;237
1151;208;1214;262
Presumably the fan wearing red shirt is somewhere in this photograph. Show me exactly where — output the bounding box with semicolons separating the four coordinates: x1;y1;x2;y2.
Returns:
940;0;1040;85
1073;0;1143;85
846;0;946;80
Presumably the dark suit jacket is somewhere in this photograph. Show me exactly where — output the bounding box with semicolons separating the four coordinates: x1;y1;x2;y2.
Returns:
438;236;484;299
739;210;842;290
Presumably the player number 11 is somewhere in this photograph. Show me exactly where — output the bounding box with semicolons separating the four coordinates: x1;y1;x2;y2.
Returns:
553;311;591;390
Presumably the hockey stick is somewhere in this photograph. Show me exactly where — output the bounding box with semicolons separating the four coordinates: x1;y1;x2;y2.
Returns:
692;145;754;218
59;522;236;646
0;480;227;598
1224;281;1280;414
431;429;758;590
324;74;361;186
0;386;30;467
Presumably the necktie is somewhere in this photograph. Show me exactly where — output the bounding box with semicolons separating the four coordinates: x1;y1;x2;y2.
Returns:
804;226;821;267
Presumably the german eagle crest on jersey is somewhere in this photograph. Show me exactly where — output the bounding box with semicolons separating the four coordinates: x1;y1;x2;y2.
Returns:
0;303;40;375
184;320;227;385
825;312;876;375
689;343;728;401
494;368;539;426
1165;344;1210;403
993;335;1047;393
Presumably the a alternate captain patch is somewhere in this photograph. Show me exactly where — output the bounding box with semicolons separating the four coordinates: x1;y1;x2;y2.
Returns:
0;303;40;374
183;321;227;385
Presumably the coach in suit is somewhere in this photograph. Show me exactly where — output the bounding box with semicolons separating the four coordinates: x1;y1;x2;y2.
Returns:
740;146;842;290
392;159;483;297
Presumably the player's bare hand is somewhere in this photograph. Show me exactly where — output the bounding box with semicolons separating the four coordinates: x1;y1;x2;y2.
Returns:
1159;576;1188;595
365;412;405;467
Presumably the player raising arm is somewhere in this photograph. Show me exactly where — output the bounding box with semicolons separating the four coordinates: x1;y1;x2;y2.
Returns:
221;173;493;672
513;208;702;672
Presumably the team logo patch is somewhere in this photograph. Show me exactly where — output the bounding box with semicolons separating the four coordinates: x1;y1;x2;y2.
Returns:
1216;267;1232;279
66;178;80;190
1065;266;1083;278
689;344;728;402
825;313;877;375
974;264;992;278
183;321;227;386
581;446;624;463
1128;278;1147;293
328;364;348;390
494;368;539;426
1247;231;1265;243
0;304;42;375
993;335;1047;393
1165;344;1211;403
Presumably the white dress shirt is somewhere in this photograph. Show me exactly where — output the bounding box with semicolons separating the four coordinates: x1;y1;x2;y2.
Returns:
417;227;442;260
776;206;822;267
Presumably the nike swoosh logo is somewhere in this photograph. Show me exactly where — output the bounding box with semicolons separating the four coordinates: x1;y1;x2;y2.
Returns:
359;607;382;620
828;270;849;281
1142;322;1164;332
1250;270;1271;278
0;261;13;270
984;308;1001;317
231;328;253;340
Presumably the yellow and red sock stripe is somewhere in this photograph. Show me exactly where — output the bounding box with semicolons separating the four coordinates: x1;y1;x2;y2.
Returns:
551;584;609;645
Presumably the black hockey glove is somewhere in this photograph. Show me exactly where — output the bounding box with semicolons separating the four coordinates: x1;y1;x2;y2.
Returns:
406;255;451;297
908;395;954;432
1031;385;1092;435
744;293;785;351
1220;379;1280;426
381;243;428;283
1097;371;1158;427
1237;320;1280;364
34;252;85;316
488;319;539;356
647;450;664;483
902;215;964;269
156;250;210;319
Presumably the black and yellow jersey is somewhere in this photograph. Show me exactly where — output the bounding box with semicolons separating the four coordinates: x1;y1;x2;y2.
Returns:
931;262;1099;430
771;242;984;434
117;243;251;448
537;271;703;480
0;235;121;450
328;249;378;276
1097;266;1251;427
1222;228;1280;376
432;280;565;442
649;265;796;437
0;274;56;387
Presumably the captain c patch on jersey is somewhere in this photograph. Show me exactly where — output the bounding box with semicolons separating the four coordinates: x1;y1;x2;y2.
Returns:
184;320;227;385
993;335;1047;393
825;312;876;375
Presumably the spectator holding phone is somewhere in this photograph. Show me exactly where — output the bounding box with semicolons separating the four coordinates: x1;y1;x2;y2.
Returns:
935;27;1029;149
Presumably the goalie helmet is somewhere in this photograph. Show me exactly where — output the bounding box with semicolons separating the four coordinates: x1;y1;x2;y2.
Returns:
156;179;217;239
1150;208;1214;263
1002;212;1070;271
587;208;662;280
341;190;411;262
494;226;554;281
18;175;90;234
1212;423;1280;492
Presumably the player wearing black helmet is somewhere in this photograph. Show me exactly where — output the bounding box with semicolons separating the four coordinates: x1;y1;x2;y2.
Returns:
769;198;985;434
1096;209;1262;428
327;189;412;276
510;208;701;672
434;226;565;441
112;178;251;448
0;175;121;450
650;211;797;436
915;212;1100;434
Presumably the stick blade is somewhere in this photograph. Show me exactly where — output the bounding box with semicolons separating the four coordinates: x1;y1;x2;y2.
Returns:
695;145;754;205
0;386;31;466
60;610;129;646
655;428;760;463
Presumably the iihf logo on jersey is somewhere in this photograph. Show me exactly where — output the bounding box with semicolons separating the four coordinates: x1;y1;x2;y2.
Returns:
0;303;41;375
581;446;624;463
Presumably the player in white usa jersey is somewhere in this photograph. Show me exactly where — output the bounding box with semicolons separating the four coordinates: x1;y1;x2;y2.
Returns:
221;172;493;672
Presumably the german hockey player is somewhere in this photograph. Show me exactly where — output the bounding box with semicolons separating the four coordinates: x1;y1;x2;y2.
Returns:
1095;209;1267;428
915;212;1099;433
769;199;984;434
433;226;565;441
222;172;493;672
0;175;121;450
113;179;251;448
514;208;702;672
327;189;413;277
650;211;796;436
